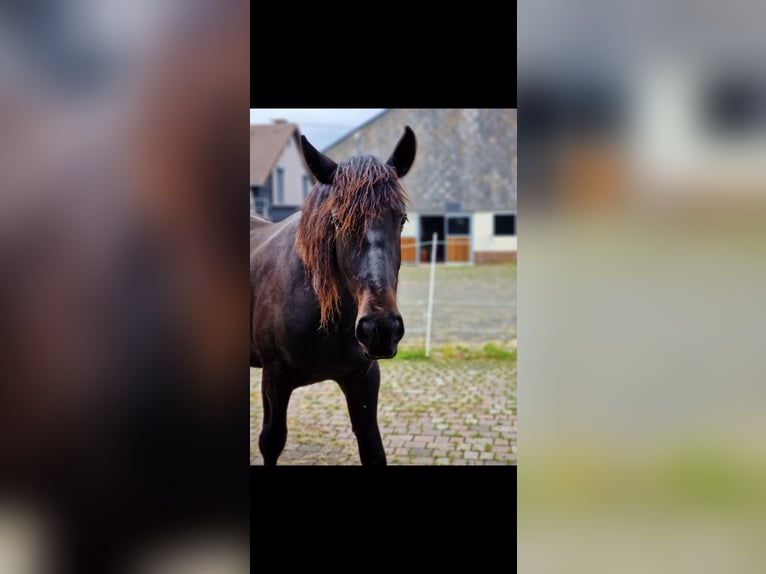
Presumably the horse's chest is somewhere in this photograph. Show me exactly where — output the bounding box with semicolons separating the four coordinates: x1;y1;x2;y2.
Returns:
283;329;364;379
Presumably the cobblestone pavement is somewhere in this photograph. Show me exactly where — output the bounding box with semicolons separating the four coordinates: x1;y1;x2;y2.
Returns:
250;357;516;465
250;263;517;465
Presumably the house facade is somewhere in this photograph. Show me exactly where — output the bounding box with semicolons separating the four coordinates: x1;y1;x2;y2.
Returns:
250;120;313;222
322;109;517;264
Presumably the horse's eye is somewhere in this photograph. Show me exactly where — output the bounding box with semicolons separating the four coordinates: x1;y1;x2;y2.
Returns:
400;215;409;228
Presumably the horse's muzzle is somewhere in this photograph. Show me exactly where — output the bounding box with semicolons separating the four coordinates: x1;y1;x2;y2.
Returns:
356;313;404;359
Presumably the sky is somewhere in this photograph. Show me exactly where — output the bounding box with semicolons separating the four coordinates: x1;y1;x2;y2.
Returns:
249;109;385;151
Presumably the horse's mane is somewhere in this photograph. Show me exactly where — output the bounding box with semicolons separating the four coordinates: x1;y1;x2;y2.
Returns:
296;155;408;331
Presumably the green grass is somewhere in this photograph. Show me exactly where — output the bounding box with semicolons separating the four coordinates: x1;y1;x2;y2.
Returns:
394;343;517;361
482;343;517;361
394;347;430;361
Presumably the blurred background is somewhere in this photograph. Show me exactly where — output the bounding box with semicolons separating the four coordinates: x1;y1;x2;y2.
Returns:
6;0;766;568
0;0;249;572
518;0;766;571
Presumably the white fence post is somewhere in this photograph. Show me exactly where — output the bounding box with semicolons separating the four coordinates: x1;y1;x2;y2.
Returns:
425;232;438;357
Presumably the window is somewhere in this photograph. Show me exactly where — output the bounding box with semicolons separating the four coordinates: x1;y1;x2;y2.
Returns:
447;216;470;235
494;214;516;236
302;175;310;200
703;75;765;136
254;197;270;219
275;167;285;204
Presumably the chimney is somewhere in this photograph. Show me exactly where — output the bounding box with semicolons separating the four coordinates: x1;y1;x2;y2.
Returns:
273;119;288;124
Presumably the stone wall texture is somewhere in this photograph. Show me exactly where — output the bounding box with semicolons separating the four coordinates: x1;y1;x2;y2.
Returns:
322;109;517;214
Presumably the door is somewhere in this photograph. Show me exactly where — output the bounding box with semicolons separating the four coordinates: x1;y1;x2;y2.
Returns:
420;216;445;263
401;237;417;263
446;214;471;263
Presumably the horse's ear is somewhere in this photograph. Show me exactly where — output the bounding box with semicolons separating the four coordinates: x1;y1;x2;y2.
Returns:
301;135;337;185
386;126;417;178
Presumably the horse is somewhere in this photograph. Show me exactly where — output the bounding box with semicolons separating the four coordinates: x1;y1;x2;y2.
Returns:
250;126;416;466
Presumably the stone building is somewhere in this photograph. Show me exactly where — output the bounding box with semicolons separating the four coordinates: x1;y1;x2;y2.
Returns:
323;109;517;264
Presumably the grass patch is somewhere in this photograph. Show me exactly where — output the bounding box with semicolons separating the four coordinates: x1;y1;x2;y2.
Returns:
482;343;517;361
394;344;517;361
394;348;430;361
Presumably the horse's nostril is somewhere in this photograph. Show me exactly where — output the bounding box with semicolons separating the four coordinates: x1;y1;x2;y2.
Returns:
356;316;375;344
392;316;405;342
357;314;404;356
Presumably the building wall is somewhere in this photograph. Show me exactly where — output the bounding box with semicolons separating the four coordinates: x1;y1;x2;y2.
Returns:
401;211;519;264
473;211;517;253
273;136;310;206
323;109;517;214
250;177;272;218
473;211;517;263
401;213;418;238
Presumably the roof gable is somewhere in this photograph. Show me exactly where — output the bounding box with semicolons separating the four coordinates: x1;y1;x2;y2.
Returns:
250;122;301;185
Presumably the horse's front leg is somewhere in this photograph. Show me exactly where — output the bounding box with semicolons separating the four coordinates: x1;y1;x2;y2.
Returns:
259;363;294;466
337;362;387;466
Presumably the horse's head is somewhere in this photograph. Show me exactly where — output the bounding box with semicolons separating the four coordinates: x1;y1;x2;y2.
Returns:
298;127;416;359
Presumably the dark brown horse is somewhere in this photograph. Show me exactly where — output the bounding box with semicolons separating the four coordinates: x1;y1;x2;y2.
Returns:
250;126;416;465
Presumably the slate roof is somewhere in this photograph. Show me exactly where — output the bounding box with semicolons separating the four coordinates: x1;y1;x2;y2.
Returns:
323;109;517;213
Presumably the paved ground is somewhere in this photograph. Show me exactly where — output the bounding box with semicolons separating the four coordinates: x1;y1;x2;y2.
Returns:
396;263;516;346
250;263;517;465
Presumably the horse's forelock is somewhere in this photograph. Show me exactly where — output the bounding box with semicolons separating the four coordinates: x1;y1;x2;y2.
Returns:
296;155;408;331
